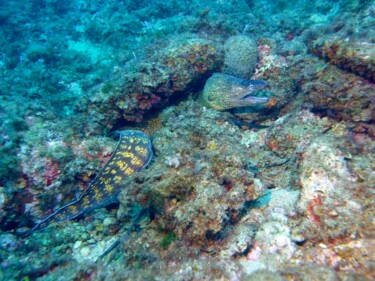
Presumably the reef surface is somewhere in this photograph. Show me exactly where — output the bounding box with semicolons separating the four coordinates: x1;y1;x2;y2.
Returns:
0;0;374;280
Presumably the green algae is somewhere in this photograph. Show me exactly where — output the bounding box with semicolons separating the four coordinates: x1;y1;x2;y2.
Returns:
160;231;177;249
101;82;115;95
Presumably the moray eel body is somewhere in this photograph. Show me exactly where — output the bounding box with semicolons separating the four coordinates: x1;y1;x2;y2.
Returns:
31;130;153;232
199;73;270;111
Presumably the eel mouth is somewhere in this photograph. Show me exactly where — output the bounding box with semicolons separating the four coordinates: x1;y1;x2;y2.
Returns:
240;79;270;105
241;94;270;105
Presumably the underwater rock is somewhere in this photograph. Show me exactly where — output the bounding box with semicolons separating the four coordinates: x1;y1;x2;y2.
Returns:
223;35;259;79
296;132;369;237
82;37;223;124
1;1;374;280
243;270;287;281
311;38;375;82
250;43;374;125
291;128;374;278
265;110;331;158
0;233;18;251
0;187;6;223
239;188;299;271
199;73;270;111
219;223;257;258
248;219;296;266
117;101;263;248
302;62;374;123
280;264;339;281
242;110;331;189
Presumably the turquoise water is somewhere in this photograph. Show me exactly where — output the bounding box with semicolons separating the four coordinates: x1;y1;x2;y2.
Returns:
0;1;374;280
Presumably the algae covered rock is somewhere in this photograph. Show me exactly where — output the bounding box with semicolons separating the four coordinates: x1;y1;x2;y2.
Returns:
289;123;374;278
118;101;263;247
311;39;375;82
302;64;374;123
82;36;223;125
296;133;368;239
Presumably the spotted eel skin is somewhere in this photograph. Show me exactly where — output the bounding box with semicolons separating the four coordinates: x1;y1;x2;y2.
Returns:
31;130;153;232
199;73;270;110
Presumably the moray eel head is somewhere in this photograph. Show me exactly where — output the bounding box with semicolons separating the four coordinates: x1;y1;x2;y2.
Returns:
200;73;270;111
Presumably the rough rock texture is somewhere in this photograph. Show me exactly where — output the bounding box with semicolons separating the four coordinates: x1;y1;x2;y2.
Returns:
311;39;375;82
114;102;374;280
290;124;374;278
308;2;375;82
1;1;374;280
10;122;116;228
248;42;375;125
1;100;373;281
302;63;374;123
79;36;223;125
118;101;262;248
245;110;331;189
223;35;259;79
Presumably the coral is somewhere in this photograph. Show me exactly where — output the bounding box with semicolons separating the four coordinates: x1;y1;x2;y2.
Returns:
223;35;259;79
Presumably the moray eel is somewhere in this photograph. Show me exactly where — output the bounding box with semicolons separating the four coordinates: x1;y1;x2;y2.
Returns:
31;130;153;232
199;73;270;111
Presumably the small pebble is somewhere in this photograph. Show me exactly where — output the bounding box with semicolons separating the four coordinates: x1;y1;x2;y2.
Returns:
80;246;91;257
16;227;30;235
0;233;18;251
103;217;116;227
73;240;82;249
96;224;104;232
81;232;89;241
